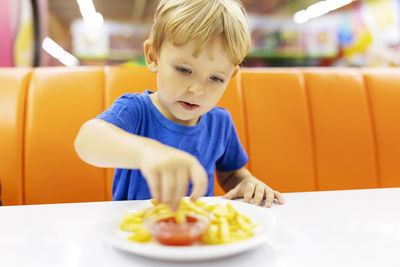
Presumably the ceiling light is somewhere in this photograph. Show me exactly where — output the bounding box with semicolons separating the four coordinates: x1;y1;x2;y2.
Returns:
42;37;79;66
76;0;104;27
293;0;356;24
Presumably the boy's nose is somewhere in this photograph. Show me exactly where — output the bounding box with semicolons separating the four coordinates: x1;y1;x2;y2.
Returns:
188;83;205;95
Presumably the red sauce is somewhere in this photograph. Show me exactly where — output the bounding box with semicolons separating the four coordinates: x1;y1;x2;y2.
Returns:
150;216;204;246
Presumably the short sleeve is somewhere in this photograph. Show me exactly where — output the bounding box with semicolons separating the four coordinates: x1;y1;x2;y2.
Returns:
216;111;248;172
96;93;142;134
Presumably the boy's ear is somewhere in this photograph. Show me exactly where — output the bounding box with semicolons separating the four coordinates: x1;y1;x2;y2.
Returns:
144;40;158;73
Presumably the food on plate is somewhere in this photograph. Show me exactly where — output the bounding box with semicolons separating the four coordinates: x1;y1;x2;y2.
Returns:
119;198;258;246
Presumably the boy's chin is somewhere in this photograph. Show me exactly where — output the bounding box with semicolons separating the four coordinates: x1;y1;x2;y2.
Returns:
172;113;200;125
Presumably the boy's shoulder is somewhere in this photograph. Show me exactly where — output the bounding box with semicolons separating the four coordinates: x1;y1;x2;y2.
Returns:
209;106;229;115
112;91;151;106
117;91;148;101
206;106;233;123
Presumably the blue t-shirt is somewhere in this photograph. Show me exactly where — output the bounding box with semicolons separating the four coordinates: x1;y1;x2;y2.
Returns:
96;90;248;200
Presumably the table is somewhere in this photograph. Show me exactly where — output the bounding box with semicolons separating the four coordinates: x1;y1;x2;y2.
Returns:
1;188;399;267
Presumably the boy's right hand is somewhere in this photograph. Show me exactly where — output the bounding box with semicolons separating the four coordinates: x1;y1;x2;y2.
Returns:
139;141;208;210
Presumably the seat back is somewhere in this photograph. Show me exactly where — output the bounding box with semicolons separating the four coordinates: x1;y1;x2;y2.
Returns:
241;68;315;192
24;67;107;204
304;69;377;190
0;68;31;205
362;68;400;188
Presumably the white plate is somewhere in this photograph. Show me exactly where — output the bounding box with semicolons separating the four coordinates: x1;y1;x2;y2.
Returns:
104;197;279;261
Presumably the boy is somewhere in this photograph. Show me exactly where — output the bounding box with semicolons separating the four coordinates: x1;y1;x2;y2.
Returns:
74;0;284;210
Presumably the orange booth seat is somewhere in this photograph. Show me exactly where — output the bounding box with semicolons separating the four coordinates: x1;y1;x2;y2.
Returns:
0;66;399;205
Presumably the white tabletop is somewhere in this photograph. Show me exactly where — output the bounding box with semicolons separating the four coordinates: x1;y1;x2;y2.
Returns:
1;188;399;267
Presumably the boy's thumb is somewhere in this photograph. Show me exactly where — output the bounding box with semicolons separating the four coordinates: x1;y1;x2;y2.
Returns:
222;187;239;200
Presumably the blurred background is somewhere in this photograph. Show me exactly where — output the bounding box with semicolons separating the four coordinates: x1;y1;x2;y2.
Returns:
1;0;399;68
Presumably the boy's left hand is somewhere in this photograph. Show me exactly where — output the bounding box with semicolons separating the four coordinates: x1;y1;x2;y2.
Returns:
222;176;284;208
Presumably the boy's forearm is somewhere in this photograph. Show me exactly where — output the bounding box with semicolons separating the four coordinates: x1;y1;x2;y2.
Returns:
217;167;252;192
74;119;158;169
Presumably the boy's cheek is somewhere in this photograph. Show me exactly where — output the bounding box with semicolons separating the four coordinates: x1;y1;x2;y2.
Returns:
160;70;180;83
166;76;190;89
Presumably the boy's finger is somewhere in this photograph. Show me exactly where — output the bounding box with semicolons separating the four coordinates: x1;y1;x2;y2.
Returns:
252;183;265;206
189;161;208;201
265;188;274;208
171;169;188;211
243;183;255;203
275;191;285;204
153;176;162;204
222;186;239;199
144;170;161;203
161;169;174;206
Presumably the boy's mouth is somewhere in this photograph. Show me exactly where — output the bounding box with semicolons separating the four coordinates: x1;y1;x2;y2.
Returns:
178;101;199;111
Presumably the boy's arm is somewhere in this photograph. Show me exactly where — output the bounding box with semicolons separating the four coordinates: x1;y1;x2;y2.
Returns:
75;119;156;169
74;118;208;209
216;167;284;208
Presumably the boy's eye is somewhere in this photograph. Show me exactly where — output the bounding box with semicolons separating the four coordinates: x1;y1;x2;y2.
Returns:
210;76;224;83
176;66;192;74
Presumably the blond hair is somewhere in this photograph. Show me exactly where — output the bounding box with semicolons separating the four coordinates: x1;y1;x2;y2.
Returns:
149;0;251;65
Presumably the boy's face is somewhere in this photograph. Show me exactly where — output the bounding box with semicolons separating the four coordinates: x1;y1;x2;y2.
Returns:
146;38;238;126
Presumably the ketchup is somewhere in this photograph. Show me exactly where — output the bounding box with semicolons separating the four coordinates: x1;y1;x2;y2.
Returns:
150;216;204;246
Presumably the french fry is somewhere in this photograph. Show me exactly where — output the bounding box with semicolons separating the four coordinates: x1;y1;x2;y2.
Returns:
204;224;219;244
219;217;230;243
181;198;209;217
143;204;169;220
230;231;248;242
229;223;240;231
212;204;229;217
174;209;186;224
128;229;152;243
122;212;143;224
194;200;207;207
119;222;144;232
237;214;254;237
226;202;238;219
